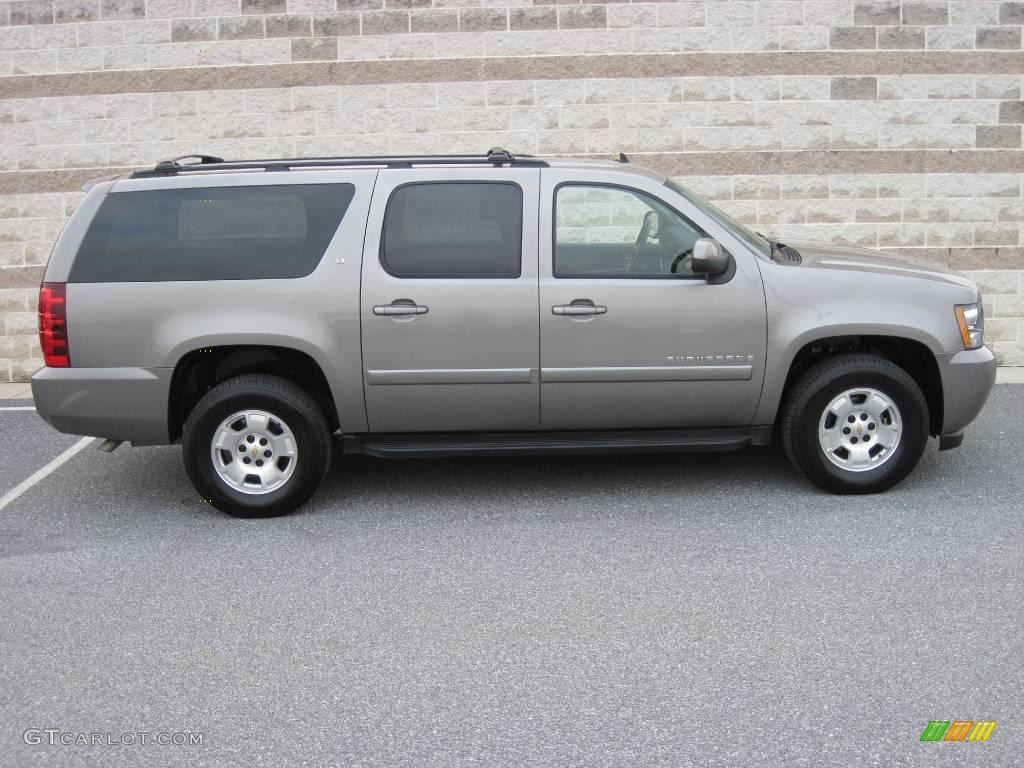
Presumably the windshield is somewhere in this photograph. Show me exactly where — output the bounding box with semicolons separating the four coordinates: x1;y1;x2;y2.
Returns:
664;179;771;259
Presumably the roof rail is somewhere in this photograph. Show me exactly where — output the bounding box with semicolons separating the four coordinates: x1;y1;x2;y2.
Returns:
131;148;546;178
486;147;514;163
153;154;225;172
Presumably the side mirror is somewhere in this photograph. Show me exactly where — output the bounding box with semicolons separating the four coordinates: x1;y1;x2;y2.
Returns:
691;238;730;277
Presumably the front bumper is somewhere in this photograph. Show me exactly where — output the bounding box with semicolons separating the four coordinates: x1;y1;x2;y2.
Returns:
935;345;997;439
31;366;172;445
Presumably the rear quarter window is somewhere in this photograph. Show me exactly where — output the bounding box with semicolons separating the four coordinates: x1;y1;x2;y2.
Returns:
70;183;354;282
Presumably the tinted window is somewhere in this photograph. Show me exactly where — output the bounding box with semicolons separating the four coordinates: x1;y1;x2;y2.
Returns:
554;184;704;279
71;183;354;282
381;182;522;278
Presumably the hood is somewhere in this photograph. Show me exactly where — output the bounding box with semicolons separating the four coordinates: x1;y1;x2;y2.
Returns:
778;240;978;293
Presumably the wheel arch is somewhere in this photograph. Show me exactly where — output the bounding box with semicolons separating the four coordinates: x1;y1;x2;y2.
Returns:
769;334;944;437
168;345;340;442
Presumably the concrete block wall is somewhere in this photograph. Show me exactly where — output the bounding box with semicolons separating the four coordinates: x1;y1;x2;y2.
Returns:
0;0;1022;380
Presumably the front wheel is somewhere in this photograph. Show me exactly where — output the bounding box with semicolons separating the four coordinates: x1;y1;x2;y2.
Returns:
183;374;332;517
781;354;929;494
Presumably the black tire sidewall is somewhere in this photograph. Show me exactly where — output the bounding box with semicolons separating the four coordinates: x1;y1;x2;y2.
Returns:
184;383;330;517
791;364;928;493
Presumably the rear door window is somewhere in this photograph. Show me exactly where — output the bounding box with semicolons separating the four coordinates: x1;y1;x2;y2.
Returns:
380;182;523;278
70;183;354;282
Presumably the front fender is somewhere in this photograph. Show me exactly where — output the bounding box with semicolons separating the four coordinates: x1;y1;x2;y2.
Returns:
753;265;966;425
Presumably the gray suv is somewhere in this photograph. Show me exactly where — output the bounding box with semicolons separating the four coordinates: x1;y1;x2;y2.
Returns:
32;149;996;517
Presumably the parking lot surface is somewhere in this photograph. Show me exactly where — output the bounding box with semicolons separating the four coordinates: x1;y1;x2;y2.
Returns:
0;410;81;499
1;387;1021;767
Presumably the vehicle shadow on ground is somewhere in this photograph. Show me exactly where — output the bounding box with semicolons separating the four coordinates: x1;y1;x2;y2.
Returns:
0;445;807;558
4;427;956;541
317;445;801;505
332;441;963;515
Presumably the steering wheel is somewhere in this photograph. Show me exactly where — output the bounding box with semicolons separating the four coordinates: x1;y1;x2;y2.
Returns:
627;211;658;273
670;249;693;274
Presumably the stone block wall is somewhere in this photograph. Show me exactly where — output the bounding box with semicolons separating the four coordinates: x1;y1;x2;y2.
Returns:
0;0;1022;379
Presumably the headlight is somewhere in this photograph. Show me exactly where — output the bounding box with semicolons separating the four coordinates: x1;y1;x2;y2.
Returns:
954;302;984;350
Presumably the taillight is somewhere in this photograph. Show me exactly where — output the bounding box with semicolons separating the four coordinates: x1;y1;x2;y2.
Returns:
38;282;69;367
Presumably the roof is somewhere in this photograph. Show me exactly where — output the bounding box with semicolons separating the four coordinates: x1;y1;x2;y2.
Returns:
125;147;660;178
81;148;665;191
127;147;543;178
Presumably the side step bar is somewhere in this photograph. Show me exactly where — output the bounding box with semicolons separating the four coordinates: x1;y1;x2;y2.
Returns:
342;427;772;459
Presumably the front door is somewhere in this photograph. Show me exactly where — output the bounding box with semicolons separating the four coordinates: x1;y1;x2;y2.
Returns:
539;169;767;430
361;169;540;432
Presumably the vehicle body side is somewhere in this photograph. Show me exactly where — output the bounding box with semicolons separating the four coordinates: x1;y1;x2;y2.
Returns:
752;245;993;437
32;161;995;448
35;170;377;443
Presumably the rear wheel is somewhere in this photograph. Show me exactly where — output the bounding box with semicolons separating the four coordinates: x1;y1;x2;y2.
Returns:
781;354;929;493
183;374;332;517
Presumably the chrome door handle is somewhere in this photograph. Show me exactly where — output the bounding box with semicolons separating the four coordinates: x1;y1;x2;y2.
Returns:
373;300;428;316
552;300;607;316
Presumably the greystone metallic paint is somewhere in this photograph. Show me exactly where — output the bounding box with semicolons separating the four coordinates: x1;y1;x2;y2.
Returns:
360;167;542;432
31;159;995;447
538;166;768;430
751;241;995;428
40;171;377;442
31;365;171;444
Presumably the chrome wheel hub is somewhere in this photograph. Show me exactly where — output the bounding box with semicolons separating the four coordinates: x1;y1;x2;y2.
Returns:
818;388;902;472
210;410;297;494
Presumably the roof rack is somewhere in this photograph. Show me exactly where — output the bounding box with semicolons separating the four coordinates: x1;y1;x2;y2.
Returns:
131;147;546;178
153;154;225;172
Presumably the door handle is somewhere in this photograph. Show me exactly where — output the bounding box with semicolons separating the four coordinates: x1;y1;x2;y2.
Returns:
552;299;607;316
373;299;429;316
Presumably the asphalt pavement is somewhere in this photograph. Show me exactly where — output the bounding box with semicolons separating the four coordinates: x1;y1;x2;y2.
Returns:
1;387;1022;767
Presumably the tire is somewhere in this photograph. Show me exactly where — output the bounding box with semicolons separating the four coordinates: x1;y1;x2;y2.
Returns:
780;354;929;494
183;374;332;517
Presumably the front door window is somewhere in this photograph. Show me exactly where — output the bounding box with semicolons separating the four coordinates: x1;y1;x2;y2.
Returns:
554;184;705;279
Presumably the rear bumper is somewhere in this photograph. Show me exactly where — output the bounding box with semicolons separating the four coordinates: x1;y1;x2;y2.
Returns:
30;366;172;445
935;346;997;439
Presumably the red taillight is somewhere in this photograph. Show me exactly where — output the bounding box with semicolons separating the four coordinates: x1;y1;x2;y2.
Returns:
38;282;69;367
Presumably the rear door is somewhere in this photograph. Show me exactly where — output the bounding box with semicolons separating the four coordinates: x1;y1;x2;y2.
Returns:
360;168;540;432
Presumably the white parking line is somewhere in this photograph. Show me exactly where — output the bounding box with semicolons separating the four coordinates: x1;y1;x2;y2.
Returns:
0;406;35;411
0;437;94;512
